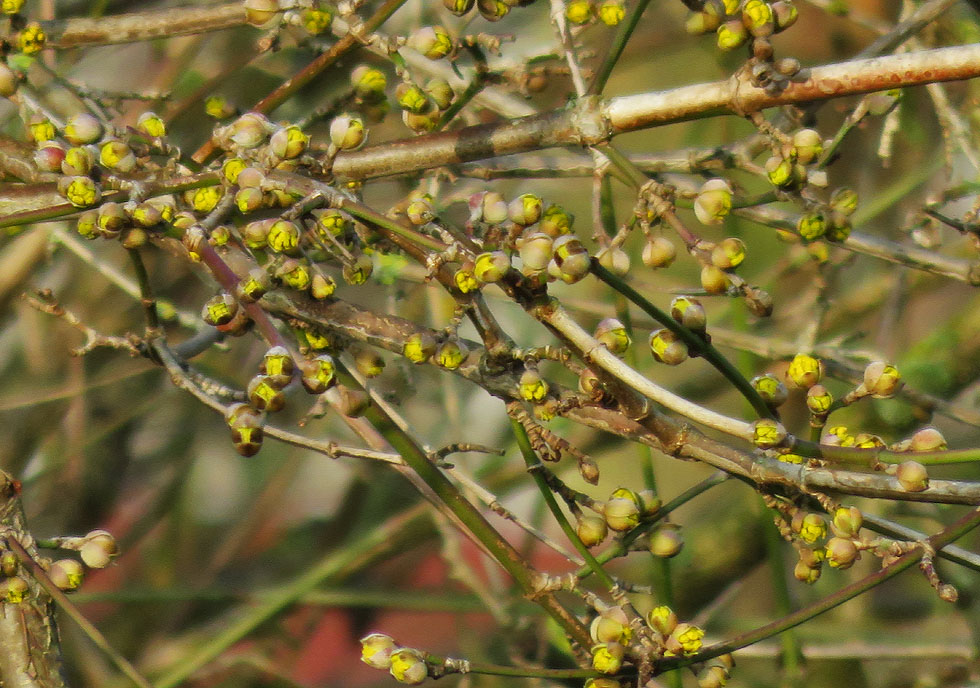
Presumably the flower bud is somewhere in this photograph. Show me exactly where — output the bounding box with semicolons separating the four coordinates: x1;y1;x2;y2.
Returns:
693;179;732;225
247;375;286;412
596;246;630;277
650;523;683;558
351;65;387;101
49;559;84;591
793;559;821;584
752;374;787;407
424;78;453;110
792;128;823;165
590;643;624;674
670;295;707;332
648;605;677;635
825;536;859;569
597;0;625;25
301;354;337;394
28;115;55;143
343;254;374;285
314;209;353;238
552;235;590;283
269;125;308;159
772;1;798;30
519;232;553;273
454;263;479;293
361;633;397;670
80;530;118;568
301;6;333;33
603;496;639;532
62;145;95;176
474;251;511;283
61;176;101;208
395;82;431;114
854;432;885;449
577;514;608;547
786;353;821;389
765;155;803;189
444;0;475;13
794;512;827;544
585;679;622;688
863;361;902;398
831;506;863;538
518;369;549;402
666;623;705;655
134;111;166;138
62;113;103;146
436;340;468;370
752;418;787;449
277;258;312;291
539;203;573;237
0;576;29;602
642;236;677;268
202;293;239;326
590;607;631;644
797;211;826;241
472;191;509;225
700;264;731;294
267;219;300;253
311;274;336;300
716;19;748;50
698;664;729;688
565;0;593;23
329;114;366;150
191;186;225;213
389;648;428;684
33;141;65;172
909;427;947;452
244;0;280;25
0;0;22;15
829;187;858;216
408;26;453;59
595;318;631;355
896;460;929;492
805;384;833;415
649;329;688;365
0;550;17;577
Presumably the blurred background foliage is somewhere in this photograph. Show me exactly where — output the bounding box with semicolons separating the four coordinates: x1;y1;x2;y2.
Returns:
1;0;980;687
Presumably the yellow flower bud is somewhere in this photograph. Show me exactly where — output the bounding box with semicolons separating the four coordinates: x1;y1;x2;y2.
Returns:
361;633;397;670
786;353;822;389
137;111;167;138
18;23;46;54
389;648;428;685
518;369;549;402
590;643;625;674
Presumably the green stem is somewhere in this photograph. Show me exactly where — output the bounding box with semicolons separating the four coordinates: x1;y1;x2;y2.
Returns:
791;439;980;466
590;260;776;420
656;505;980;673
587;0;656;95
351;370;592;650
511;418;617;589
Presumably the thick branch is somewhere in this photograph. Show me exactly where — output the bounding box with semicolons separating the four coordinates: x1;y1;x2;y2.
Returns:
333;44;980;179
42;3;247;49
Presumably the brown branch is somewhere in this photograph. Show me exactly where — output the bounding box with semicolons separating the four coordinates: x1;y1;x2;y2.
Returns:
0;472;68;688
42;3;247;49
